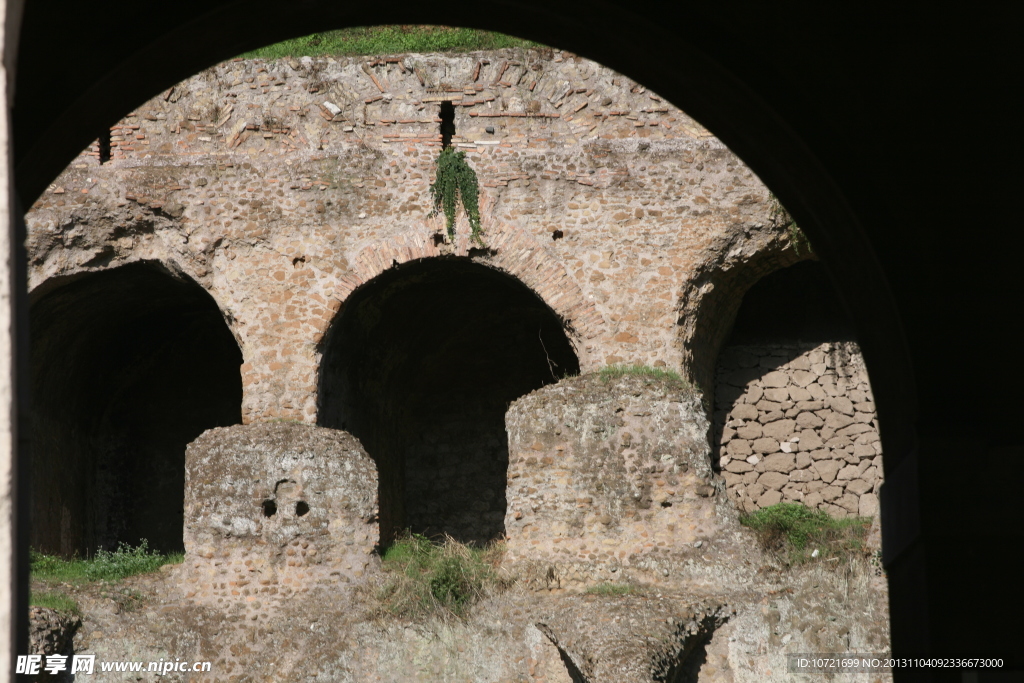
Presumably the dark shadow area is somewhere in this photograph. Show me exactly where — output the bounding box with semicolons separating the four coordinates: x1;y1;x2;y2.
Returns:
726;260;856;345
318;257;578;546
29;262;243;556
712;260;860;471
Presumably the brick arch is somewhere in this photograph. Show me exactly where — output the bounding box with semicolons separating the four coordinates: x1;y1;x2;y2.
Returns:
331;212;604;353
677;223;812;401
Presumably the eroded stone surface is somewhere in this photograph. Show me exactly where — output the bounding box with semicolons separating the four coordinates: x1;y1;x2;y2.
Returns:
183;422;378;604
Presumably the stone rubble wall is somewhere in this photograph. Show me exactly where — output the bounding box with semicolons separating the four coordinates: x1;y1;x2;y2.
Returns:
182;423;378;607
714;342;883;519
504;374;725;586
25;48;790;423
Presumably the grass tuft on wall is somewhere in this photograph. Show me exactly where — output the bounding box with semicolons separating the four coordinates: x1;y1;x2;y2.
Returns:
740;502;871;567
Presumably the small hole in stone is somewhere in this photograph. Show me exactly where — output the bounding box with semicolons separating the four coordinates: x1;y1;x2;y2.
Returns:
661;501;673;508
432;233;445;247
262;500;277;517
296;501;310;517
551;230;564;241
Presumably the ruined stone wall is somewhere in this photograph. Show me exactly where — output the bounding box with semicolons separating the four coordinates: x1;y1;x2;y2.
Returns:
714;342;883;518
504;374;724;586
182;423;378;606
25;48;793;424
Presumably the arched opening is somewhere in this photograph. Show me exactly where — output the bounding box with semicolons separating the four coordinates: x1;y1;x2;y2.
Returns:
713;261;882;518
29;262;243;556
318;257;579;546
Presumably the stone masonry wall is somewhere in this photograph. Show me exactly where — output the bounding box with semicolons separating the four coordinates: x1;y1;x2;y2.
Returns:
714;342;883;519
182;423;378;608
25;48;794;424
504;374;723;587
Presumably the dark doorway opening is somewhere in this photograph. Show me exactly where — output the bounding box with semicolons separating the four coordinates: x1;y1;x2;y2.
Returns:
318;258;579;546
29;262;243;556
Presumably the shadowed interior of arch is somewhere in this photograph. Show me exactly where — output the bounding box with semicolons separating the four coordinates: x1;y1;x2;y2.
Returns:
318;257;579;546
29;262;243;556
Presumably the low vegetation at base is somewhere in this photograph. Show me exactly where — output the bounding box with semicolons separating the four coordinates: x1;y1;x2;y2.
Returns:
31;540;184;583
585;582;644;596
241;25;543;60
29;591;80;615
371;533;510;621
740;502;871;566
598;364;685;383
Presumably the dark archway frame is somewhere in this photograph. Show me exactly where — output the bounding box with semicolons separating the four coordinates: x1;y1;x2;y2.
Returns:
12;1;1024;672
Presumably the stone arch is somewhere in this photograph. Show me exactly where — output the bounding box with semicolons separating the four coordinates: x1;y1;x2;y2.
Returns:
677;222;812;401
335;212;604;364
317;256;580;545
29;261;243;556
712;260;884;520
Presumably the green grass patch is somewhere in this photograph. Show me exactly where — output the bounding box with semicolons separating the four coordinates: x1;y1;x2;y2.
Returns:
31;540;180;583
740;502;871;566
598;364;684;383
30;591;80;615
240;25;543;60
585;582;643;596
372;533;509;620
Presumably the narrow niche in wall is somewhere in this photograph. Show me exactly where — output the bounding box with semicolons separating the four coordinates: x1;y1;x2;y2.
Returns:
712;261;882;519
318;258;579;547
439;101;455;148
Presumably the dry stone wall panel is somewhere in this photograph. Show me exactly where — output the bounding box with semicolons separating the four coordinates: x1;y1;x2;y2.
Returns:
714;342;883;519
505;374;724;586
182;423;378;605
24;49;790;423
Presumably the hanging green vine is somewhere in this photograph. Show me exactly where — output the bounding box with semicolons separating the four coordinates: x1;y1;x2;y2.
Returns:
428;147;484;245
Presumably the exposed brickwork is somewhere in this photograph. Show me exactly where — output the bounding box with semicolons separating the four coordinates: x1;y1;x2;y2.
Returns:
25;49;789;424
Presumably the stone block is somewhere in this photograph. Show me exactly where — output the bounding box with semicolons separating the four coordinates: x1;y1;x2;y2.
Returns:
852;443;875;459
788;386;812;402
757;471;789;490
763;453;796;473
795;452;813;469
812;460;841;483
824;412;854;430
805;480;825;493
743;470;760;484
722;471;744;487
763;387;789;402
790;468;814;482
731;403;758;421
858;493;879;517
727;439;752;457
799;430;824;450
795;411;824;429
810;448;831;461
820;485;843;502
845;478;872;496
789;356;811;371
752;437;780;454
743;386;764;404
806;383;827;400
756;490;782;508
836;464;860;480
735;423;763;440
804;491;823;508
747;483;765;501
762;371;788;388
791;370;817;387
762;419;797;440
837;493;860;513
830;396;855;416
